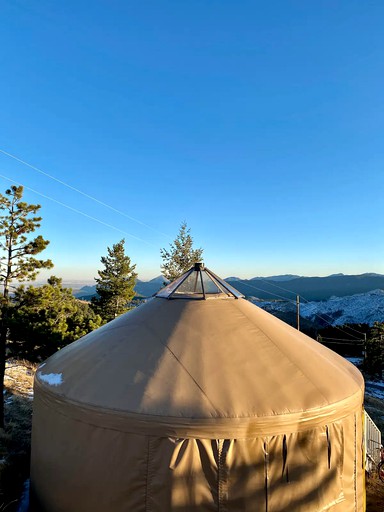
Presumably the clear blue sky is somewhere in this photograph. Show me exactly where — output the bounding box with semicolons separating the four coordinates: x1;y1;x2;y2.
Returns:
1;0;383;281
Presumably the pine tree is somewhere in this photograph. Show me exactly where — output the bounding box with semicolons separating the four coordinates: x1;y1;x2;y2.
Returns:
8;276;102;361
91;239;137;323
0;185;53;426
160;222;203;282
366;322;384;378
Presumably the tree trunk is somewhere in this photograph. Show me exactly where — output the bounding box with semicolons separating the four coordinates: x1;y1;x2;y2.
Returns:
0;275;10;428
0;320;6;428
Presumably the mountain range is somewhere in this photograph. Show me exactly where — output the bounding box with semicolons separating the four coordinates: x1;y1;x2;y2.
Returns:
251;289;384;327
73;272;384;302
74;276;165;300
71;272;384;327
225;273;384;301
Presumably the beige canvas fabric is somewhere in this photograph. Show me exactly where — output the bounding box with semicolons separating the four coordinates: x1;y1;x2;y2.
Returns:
31;295;365;511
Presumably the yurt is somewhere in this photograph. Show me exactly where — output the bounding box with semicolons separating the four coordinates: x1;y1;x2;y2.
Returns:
31;264;365;511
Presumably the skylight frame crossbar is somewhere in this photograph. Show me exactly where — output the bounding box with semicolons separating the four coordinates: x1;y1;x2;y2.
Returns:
199;267;206;300
204;268;244;298
202;272;231;296
155;263;244;300
166;267;195;299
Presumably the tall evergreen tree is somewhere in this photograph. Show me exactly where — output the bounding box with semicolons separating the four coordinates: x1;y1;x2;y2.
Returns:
91;239;137;323
160;221;203;282
0;185;53;426
365;322;384;378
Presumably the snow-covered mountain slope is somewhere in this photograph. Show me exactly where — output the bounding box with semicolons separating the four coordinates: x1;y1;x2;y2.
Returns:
250;289;384;326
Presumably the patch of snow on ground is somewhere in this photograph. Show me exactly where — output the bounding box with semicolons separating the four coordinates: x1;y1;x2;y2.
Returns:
300;289;384;326
37;372;63;386
344;358;384;401
366;388;384;400
365;380;384;400
366;380;384;389
345;357;363;366
17;479;30;512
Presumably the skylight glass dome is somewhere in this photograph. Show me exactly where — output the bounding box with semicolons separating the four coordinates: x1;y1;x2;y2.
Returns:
156;262;244;299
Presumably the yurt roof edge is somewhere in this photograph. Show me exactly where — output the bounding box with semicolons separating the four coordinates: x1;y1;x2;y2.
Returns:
34;377;363;438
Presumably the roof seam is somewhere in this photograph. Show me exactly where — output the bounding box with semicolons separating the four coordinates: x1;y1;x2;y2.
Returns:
142;321;220;414
233;301;339;405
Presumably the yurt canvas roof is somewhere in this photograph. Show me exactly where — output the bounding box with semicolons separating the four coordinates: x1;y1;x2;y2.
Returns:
35;264;364;438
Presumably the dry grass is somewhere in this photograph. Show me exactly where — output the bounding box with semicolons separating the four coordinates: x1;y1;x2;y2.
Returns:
0;360;35;512
4;360;35;398
366;470;384;512
364;390;384;512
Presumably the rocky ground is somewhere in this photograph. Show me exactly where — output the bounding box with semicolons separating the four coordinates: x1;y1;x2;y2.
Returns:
1;360;35;511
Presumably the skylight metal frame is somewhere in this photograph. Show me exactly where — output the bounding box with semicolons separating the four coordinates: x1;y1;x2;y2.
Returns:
155;263;244;300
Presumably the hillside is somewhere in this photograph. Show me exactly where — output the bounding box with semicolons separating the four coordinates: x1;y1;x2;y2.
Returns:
74;276;166;300
72;273;384;327
74;272;384;302
226;273;384;301
251;289;384;327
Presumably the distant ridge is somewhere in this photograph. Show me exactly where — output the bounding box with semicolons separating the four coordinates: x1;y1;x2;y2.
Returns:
226;273;384;301
74;275;167;300
134;276;166;297
73;272;384;301
251;289;384;327
249;274;300;282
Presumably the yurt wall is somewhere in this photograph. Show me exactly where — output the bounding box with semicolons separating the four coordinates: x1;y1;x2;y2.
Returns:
31;401;364;511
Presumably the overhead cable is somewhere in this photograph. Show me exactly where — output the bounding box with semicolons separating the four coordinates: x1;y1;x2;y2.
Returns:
236;279;363;340
0;173;155;246
0;149;169;238
247;276;365;338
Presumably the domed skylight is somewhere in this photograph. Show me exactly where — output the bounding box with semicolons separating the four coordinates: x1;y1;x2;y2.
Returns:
156;263;244;299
